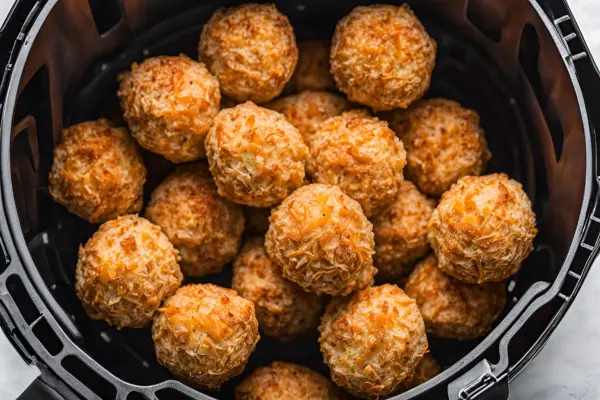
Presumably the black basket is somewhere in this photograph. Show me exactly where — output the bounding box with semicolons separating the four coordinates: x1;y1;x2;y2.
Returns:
1;0;600;399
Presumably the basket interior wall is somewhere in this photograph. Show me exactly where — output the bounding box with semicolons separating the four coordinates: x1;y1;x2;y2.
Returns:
4;0;587;398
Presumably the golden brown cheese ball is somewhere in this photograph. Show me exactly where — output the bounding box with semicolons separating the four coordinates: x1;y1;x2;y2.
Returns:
199;3;298;103
398;354;440;392
205;102;308;207
404;255;506;340
266;184;376;296
118;55;220;163
236;362;343;400
285;40;336;94
233;237;323;341
152;284;259;390
372;181;435;280
428;173;537;283
307;111;406;217
75;215;182;329
395;98;491;196
145;164;244;278
267;90;349;142
319;284;428;399
49;119;146;223
331;4;436;111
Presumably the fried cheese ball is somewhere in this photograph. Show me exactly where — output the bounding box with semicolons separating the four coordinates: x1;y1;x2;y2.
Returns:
404;255;506;339
319;284;428;399
331;4;436;111
233;237;323;341
75;215;183;329
266;184;376;296
199;3;298;103
398;354;440;392
118;55;220;163
307;111;406;217
49;119;146;223
372;181;436;280
395;98;491;196
236;362;343;400
243;206;271;234
145;164;244;277
267;90;349;142
205;102;308;207
285;40;336;93
152;284;259;390
428;174;537;283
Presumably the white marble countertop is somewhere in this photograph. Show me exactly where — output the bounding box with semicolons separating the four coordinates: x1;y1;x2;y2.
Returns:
510;3;600;399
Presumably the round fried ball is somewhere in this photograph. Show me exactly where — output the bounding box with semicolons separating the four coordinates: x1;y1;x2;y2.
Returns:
236;361;343;400
233;237;323;341
199;3;298;103
285;40;336;94
319;284;428;399
145;164;244;277
266;184;376;296
205;102;308;207
395;98;491;196
428;173;537;283
152;283;259;390
307;111;406;217
243;206;271;234
398;354;440;392
118;55;220;163
75;215;183;329
404;254;506;339
372;181;436;280
49;119;146;223
267;90;349;142
331;4;436;111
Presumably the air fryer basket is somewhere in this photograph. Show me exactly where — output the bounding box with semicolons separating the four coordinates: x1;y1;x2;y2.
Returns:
0;0;599;399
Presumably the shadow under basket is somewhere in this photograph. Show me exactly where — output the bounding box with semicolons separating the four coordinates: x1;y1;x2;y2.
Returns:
1;0;600;399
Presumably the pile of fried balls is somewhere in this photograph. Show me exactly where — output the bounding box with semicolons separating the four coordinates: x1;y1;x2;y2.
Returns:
48;3;538;399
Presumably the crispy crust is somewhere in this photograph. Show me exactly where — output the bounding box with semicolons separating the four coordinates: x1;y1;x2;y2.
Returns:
319;284;428;399
48;119;146;223
428;173;537;283
152;284;259;390
265;184;376;296
205;102;308;207
235;361;343;400
372;181;436;280
284;40;336;94
199;3;298;103
405;254;506;339
75;215;183;329
330;4;436;111
267;90;349;142
118;55;220;163
232;237;324;340
394;98;491;196
145;163;244;277
307;111;406;217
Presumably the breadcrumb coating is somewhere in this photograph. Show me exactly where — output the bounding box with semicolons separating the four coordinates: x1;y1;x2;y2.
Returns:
307;111;406;217
319;284;428;399
145;163;244;277
285;40;336;94
265;184;376;296
405;254;506;339
118;55;220;163
330;4;436;110
428;174;537;283
75;215;182;329
205;102;308;207
152;284;259;390
199;3;298;103
49;119;146;223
